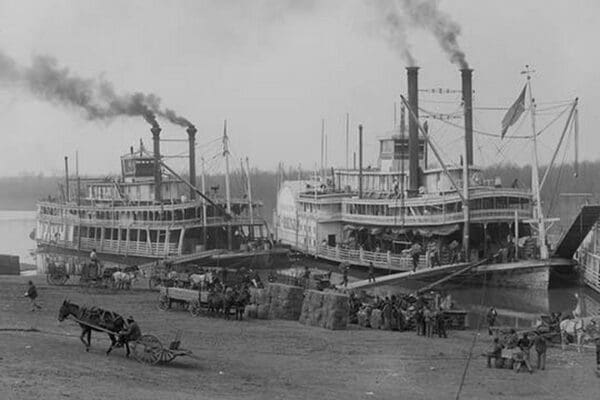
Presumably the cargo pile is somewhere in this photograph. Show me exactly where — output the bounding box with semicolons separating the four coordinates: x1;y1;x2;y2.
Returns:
299;290;349;330
244;284;304;320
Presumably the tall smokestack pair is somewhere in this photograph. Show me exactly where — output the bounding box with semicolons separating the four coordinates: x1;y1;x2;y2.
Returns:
405;67;474;190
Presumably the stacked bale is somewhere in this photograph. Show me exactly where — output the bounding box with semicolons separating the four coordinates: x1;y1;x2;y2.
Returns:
357;306;372;327
370;309;383;330
245;287;270;320
299;290;349;330
267;283;304;320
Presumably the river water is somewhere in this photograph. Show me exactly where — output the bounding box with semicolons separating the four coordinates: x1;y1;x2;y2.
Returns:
0;210;37;267
1;210;598;326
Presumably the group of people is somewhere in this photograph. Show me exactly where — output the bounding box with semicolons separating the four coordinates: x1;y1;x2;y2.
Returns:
349;291;451;337
486;329;548;373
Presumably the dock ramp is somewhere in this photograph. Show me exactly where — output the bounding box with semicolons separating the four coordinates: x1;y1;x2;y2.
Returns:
552;205;600;259
346;262;471;290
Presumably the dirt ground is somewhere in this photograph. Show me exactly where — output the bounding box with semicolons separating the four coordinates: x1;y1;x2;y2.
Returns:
0;275;597;400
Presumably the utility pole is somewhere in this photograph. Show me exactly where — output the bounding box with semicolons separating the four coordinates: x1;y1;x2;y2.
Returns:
201;157;207;248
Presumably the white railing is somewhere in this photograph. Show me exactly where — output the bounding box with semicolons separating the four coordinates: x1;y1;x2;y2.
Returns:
314;244;427;271
577;249;600;294
37;213;261;229
340;208;531;226
38;237;179;258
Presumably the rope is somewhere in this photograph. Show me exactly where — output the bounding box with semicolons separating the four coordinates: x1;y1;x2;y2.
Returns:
454;271;488;400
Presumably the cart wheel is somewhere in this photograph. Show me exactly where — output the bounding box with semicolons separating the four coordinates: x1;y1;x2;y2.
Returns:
159;349;176;364
158;293;170;310
48;274;67;286
131;334;163;365
149;277;160;290
189;299;202;317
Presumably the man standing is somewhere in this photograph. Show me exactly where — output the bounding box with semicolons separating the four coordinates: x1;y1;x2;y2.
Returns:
516;333;533;373
342;266;349;288
487;337;504;368
533;333;547;370
24;280;42;311
90;248;98;264
424;306;433;338
436;308;447;338
368;262;375;283
487;306;498;335
411;242;422;273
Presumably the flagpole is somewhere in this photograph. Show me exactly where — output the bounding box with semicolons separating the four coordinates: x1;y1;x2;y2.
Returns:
524;65;548;260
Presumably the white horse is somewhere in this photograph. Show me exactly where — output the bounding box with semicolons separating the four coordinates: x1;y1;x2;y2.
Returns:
189;272;213;289
112;271;138;289
560;317;600;352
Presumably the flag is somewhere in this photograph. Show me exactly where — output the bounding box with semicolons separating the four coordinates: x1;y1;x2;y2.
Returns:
501;85;526;138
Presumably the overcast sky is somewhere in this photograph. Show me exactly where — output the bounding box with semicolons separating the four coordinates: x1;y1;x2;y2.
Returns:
0;0;597;177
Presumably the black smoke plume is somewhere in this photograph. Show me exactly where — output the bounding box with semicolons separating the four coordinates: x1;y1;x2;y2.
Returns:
373;0;416;66
398;0;468;68
0;50;194;129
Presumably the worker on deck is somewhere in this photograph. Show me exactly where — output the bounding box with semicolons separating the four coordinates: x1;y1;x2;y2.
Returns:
90;248;98;265
487;306;498;335
368;262;375;283
410;242;422;273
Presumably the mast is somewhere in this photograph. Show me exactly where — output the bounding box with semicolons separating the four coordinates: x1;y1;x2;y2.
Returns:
358;125;363;199
76;151;81;206
345;113;350;169
245;157;254;232
201;156;207;247
524;65;549;259
223;120;232;250
320;119;325;179
64;156;69;202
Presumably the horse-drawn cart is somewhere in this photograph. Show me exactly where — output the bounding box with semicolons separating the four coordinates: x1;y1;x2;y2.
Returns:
158;287;209;316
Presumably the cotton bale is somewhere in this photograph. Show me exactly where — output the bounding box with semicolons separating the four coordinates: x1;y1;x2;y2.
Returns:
370;309;383;330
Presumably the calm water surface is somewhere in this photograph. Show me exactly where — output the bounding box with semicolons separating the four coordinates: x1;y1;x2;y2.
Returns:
0;210;36;266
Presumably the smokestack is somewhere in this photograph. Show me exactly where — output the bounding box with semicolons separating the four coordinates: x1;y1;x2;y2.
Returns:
151;125;162;202
406;66;420;193
461;68;473;166
187;125;197;200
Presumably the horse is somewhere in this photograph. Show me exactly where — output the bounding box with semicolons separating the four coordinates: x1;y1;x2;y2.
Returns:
189;272;213;290
560;316;600;352
233;287;251;321
58;299;128;356
112;270;138;289
207;289;226;316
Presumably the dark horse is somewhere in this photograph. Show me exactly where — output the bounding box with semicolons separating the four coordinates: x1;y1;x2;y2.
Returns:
58;299;128;356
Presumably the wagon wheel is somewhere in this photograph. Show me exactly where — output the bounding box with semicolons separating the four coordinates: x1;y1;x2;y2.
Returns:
158;293;171;310
188;299;202;317
48;273;67;286
159;349;176;364
148;277;160;290
131;334;163;365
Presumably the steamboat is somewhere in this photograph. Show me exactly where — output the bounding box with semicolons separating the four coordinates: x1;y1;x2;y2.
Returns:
35;123;289;272
275;66;597;289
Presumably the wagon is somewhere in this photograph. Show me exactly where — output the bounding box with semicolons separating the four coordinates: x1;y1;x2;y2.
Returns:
158;286;209;316
69;315;194;365
46;262;69;285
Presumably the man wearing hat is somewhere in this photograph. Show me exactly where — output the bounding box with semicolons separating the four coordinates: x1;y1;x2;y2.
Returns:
119;316;142;354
